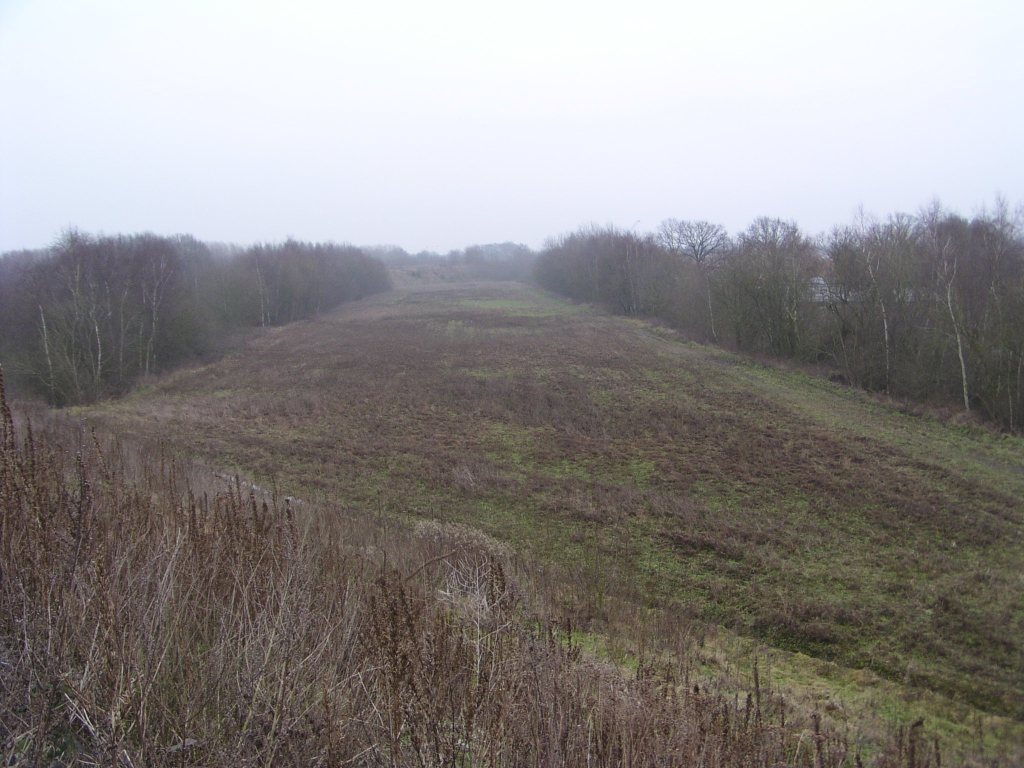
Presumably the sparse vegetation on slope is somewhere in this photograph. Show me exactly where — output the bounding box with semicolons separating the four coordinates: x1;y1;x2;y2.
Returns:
79;283;1024;761
1;367;867;766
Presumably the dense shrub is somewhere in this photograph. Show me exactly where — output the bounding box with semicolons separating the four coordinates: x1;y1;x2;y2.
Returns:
0;232;391;404
535;203;1024;431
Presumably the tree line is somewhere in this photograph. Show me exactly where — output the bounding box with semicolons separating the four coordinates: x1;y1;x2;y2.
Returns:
534;202;1024;432
0;231;391;405
370;241;537;282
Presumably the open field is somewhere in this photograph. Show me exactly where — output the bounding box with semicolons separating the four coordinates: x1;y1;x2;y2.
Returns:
9;388;859;765
81;281;1024;757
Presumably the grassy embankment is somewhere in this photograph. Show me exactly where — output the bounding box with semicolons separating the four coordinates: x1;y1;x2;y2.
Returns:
82;281;1024;760
4;370;858;765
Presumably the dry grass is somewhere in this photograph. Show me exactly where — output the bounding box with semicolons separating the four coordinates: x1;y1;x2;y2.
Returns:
0;368;874;766
71;282;1024;761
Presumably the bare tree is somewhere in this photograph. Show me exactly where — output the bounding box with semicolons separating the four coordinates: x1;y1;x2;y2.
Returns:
722;218;820;357
827;212;917;393
916;204;973;412
657;219;730;267
657;219;730;339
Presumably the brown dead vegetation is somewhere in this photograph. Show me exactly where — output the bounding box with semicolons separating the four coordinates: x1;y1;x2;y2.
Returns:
70;283;1024;758
0;367;875;766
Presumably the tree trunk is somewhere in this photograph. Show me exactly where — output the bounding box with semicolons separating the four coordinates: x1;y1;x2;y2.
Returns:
945;280;970;411
39;305;57;405
702;268;717;342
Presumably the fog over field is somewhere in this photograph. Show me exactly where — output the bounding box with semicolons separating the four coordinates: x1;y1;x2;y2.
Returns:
1;0;1022;252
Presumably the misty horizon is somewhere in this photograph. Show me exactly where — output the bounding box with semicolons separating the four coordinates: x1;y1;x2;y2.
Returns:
2;1;1022;254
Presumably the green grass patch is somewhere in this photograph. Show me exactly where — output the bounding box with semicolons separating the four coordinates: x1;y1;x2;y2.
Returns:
82;281;1024;757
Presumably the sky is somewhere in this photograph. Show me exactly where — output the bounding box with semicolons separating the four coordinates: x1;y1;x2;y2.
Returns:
1;0;1022;253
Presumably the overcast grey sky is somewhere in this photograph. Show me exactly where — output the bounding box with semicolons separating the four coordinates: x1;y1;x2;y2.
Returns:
1;0;1022;253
